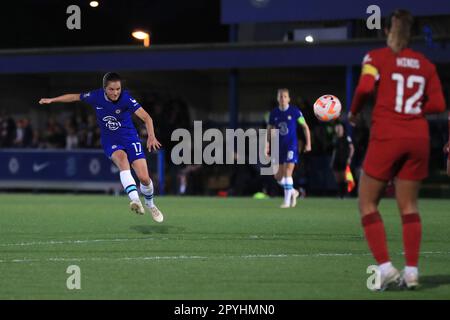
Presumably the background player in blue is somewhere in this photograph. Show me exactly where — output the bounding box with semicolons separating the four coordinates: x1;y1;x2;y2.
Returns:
266;89;311;208
38;72;164;223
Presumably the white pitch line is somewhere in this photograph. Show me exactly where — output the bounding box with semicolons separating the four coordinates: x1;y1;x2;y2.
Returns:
1;251;450;264
0;237;161;247
0;234;363;247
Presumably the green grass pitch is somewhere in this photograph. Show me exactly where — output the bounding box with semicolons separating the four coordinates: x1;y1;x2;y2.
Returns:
0;194;449;299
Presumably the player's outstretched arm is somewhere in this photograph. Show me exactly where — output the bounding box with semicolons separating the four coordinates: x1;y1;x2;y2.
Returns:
39;94;81;105
134;107;162;152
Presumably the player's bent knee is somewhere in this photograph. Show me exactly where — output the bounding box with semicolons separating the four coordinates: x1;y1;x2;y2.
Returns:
398;203;418;215
112;151;130;170
358;199;378;216
138;176;151;186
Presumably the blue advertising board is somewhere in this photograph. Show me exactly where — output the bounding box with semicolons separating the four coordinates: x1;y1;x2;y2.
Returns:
0;149;121;191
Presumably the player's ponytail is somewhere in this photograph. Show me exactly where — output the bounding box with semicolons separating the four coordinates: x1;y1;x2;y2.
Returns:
386;9;413;52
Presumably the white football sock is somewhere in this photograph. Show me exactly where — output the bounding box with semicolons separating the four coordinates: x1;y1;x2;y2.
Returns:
284;176;294;205
119;170;140;202
140;180;155;208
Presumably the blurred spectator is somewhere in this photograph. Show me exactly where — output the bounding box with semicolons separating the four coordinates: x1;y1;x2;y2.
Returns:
14;119;24;147
31;129;43;148
177;164;202;195
85;115;101;148
14;118;33;147
1;116;17;147
331;123;354;198
44;117;66;148
22;118;33;147
65;125;79;150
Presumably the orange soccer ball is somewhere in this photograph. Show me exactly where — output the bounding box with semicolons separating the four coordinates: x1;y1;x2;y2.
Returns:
313;94;342;122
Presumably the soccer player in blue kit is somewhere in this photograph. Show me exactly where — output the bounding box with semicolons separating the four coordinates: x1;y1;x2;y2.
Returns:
39;72;164;223
266;89;311;208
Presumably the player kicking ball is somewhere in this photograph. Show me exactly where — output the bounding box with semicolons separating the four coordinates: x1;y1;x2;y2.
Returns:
349;10;445;290
39;72;164;223
266;89;311;208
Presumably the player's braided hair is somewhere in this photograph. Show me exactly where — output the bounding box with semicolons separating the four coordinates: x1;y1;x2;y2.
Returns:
386;9;414;51
103;72;121;88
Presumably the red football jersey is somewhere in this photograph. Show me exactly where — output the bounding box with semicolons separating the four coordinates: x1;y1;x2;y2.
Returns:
351;47;446;140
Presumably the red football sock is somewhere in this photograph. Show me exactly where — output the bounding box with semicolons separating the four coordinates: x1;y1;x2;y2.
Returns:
362;211;390;265
401;213;422;267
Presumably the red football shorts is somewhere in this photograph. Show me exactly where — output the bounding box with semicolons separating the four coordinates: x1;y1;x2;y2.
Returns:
363;138;429;181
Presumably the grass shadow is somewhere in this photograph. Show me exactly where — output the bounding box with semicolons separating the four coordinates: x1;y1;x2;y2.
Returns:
130;225;185;235
419;275;450;290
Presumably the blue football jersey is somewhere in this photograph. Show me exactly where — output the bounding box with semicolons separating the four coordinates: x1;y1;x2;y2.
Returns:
80;89;141;139
269;105;303;147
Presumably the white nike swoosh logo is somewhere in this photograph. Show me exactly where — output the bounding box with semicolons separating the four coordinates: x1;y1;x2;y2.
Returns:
136;153;143;156
96;107;103;110
33;162;50;172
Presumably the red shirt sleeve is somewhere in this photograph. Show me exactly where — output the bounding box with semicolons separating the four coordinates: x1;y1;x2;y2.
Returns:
423;64;446;114
350;74;376;114
350;52;379;114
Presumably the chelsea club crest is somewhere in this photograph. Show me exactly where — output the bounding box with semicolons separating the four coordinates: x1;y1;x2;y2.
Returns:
102;116;121;131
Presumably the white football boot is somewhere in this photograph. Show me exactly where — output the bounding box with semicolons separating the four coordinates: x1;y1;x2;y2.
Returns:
146;204;164;223
129;200;145;215
400;269;419;290
280;202;290;209
290;189;300;208
377;266;401;291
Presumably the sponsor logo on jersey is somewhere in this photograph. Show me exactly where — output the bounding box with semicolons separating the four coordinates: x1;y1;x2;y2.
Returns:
102;116;121;131
278;122;289;135
287;115;292;120
130;98;139;106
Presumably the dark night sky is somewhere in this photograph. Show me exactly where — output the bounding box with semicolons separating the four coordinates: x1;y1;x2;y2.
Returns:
0;0;229;49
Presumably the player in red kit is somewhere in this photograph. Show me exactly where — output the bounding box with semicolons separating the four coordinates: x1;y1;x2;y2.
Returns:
348;10;446;290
